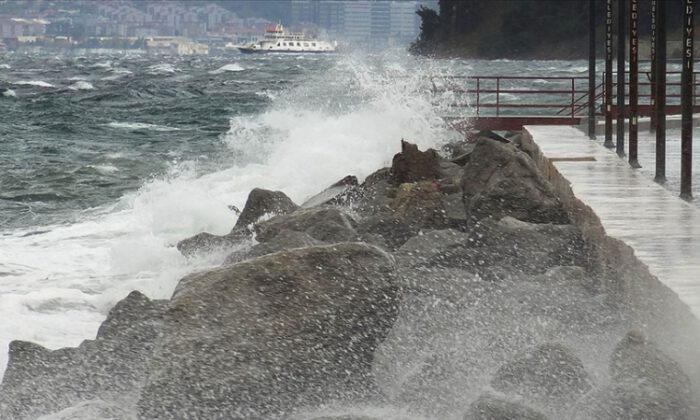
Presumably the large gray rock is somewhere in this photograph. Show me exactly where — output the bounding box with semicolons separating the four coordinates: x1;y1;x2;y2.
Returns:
301;175;359;208
570;331;699;420
464;394;549;420
610;330;692;396
0;291;166;420
223;228;323;265
356;214;418;251
417;217;583;277
136;243;400;420
255;206;358;244
570;382;697;420
491;343;592;409
176;188;298;257
388;181;448;229
234;187;298;229
354;180;450;251
396;228;470;268
348;168;394;216
176;230;251;257
36;399;135;420
462;139;568;224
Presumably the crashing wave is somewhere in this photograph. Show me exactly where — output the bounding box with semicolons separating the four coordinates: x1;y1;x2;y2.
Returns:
209;63;245;74
107;122;180;132
13;80;54;88
68;81;95;91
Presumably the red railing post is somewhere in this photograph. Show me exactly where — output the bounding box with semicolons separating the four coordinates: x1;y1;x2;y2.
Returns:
571;78;576;117
680;0;693;200
476;77;481;115
496;77;500;116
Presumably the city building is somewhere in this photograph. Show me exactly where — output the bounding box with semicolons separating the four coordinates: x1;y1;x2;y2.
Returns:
0;17;47;38
145;36;208;55
289;0;421;47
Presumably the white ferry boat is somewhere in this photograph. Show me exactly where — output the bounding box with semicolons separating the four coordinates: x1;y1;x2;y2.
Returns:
237;24;336;54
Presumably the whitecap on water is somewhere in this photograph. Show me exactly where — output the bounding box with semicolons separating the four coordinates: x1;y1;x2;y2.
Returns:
68;81;95;91
88;164;119;174
0;63;10;69
13;80;54;88
146;63;179;75
110;68;133;75
254;90;276;100
106;121;180;132
2;89;16;98
209;63;245;74
91;61;112;69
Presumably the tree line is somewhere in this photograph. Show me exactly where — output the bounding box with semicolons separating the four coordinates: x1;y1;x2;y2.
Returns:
412;0;691;59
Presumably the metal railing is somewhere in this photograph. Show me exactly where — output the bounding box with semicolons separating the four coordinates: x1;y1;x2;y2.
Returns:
604;71;700;115
432;75;591;118
432;71;700;119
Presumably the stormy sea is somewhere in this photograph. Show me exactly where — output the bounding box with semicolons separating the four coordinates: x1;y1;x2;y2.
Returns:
1;50;699;420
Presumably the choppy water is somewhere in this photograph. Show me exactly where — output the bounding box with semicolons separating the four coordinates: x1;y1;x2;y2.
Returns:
0;49;681;386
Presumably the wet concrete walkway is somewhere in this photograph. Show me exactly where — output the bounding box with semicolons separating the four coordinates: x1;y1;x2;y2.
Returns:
526;125;700;320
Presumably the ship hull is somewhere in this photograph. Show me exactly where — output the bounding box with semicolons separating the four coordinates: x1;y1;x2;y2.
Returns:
238;47;335;54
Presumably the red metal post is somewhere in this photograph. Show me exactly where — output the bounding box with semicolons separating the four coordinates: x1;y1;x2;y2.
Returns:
616;0;626;157
572;78;576;117
496;77;500;117
680;0;694;199
605;0;614;147
588;0;597;139
476;77;480;115
655;0;667;183
650;0;657;131
629;0;640;168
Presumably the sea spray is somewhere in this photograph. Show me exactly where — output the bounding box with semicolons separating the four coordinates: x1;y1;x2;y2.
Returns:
0;52;465;379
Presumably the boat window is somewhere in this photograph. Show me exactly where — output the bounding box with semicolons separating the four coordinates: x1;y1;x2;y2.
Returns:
312;43;316;46
277;42;280;46
304;43;309;47
297;42;301;46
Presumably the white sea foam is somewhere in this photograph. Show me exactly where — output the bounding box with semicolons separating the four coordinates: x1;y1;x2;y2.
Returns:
254;90;276;100
89;164;119;174
101;68;133;81
13;80;54;88
209;63;245;74
0;63;10;69
92;61;112;69
2;89;16;97
0;53;463;379
146;63;178;75
68;81;95;91
106;122;180;132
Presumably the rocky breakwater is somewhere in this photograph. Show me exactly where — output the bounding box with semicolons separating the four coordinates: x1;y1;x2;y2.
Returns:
2;134;700;420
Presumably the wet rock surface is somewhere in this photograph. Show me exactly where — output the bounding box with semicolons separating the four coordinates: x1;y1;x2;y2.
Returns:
462;138;569;224
491;343;592;412
137;243;399;420
234;187;299;230
0;291;165;420
3;137;700;420
463;394;549;420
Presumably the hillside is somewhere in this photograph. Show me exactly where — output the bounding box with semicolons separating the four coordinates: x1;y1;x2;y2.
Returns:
412;0;687;59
